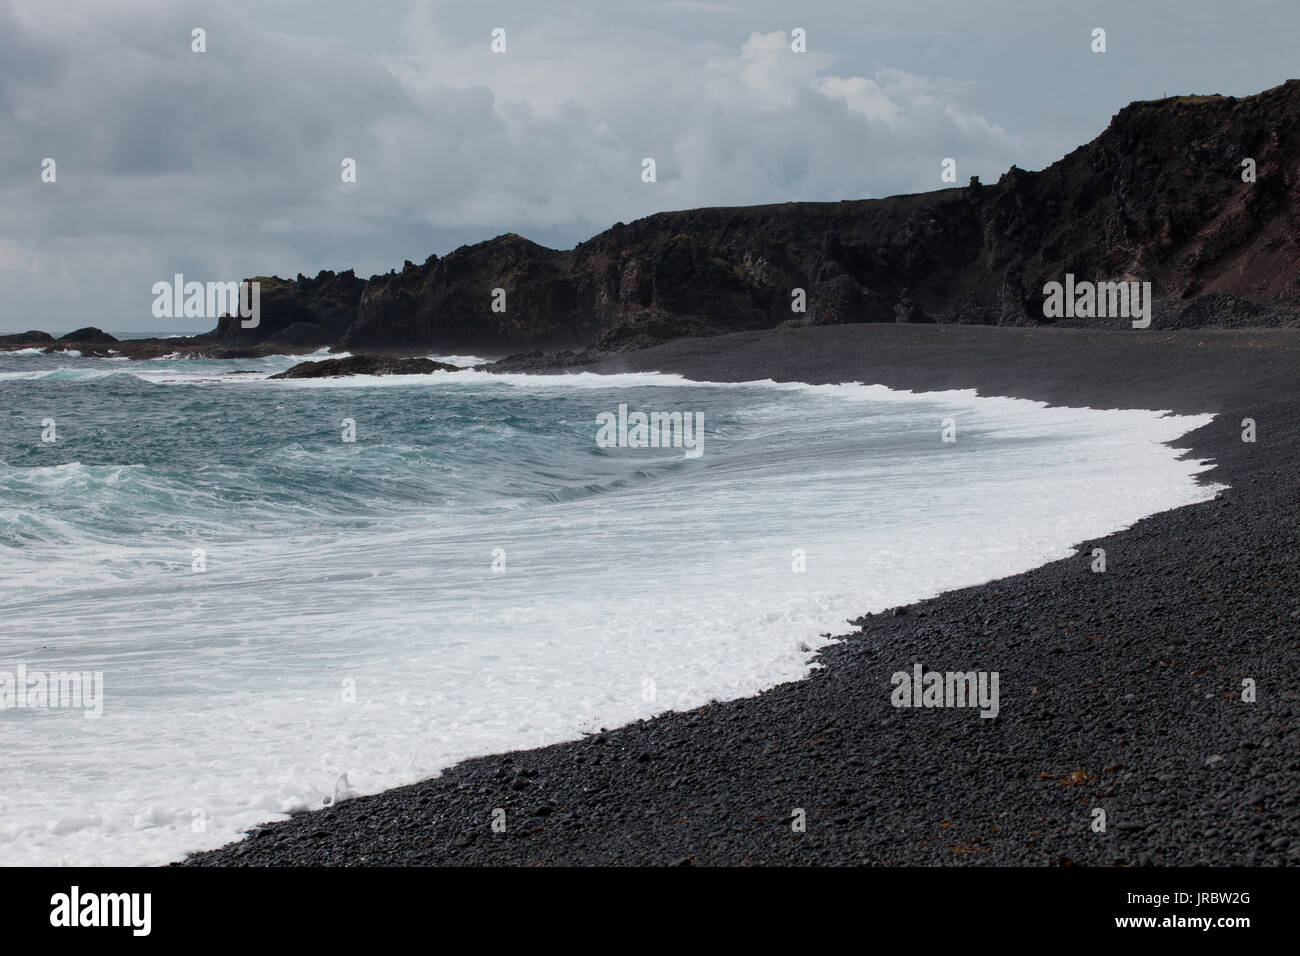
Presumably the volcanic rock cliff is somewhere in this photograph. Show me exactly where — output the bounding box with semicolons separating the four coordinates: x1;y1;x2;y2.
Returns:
22;81;1300;359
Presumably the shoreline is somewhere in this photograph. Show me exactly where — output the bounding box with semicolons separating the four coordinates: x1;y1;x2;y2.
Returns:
181;324;1300;866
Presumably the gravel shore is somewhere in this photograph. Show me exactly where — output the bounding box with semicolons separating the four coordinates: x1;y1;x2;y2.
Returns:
182;325;1300;866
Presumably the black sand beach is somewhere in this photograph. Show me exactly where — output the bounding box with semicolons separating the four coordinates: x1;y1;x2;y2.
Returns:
182;324;1300;866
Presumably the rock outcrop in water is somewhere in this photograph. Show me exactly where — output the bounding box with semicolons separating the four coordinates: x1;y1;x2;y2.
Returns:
269;355;461;379
0;330;56;348
9;81;1300;359
58;327;119;344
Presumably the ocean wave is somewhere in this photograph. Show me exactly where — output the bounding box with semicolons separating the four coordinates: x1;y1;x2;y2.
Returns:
0;367;144;383
0;372;1223;866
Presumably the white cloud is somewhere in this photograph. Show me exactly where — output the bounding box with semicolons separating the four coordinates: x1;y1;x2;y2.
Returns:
653;2;740;12
0;0;1021;331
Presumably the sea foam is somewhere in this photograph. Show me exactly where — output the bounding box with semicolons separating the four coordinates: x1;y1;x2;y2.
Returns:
0;358;1220;865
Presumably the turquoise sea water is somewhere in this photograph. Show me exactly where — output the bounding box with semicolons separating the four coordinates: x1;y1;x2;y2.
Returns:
0;347;1219;864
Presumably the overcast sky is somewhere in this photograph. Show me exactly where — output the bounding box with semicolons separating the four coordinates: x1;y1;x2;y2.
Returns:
2;0;1297;333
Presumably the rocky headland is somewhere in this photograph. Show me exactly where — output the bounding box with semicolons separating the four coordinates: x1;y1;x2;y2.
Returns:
7;81;1300;370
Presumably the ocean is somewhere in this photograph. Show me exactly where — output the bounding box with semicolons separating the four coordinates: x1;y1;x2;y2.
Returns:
0;347;1219;865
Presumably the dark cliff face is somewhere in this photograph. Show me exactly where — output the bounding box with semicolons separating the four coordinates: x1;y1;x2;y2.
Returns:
340;235;593;352
202;80;1300;354
197;270;367;348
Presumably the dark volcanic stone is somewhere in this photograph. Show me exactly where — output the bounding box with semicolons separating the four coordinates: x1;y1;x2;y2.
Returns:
198;270;367;349
0;330;56;347
268;355;462;379
262;322;331;348
57;327;118;344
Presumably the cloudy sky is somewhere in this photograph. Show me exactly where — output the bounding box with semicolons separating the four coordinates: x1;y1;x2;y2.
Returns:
2;0;1297;333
